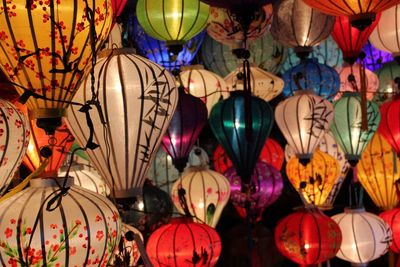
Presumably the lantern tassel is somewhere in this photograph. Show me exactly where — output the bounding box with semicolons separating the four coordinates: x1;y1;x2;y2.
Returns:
360;61;368;131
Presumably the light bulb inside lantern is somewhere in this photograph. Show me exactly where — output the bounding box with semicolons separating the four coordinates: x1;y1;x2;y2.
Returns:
304;243;310;250
138;200;145;211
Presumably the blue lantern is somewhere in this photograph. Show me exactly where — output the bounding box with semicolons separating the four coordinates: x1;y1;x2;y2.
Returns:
282;58;340;101
359;41;394;72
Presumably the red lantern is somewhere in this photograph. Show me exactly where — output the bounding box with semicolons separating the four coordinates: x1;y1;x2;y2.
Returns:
378;96;400;156
380;208;400;253
146;218;222;267
332;14;381;64
112;0;127;17
213;138;284;174
275;208;342;266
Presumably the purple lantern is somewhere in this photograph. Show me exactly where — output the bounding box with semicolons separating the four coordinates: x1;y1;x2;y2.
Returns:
224;161;283;223
359;41;394;71
161;87;208;173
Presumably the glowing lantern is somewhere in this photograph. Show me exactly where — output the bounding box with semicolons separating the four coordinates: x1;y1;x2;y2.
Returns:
136;0;209;46
0;177;121;266
200;0;273;10
225;161;283;222
270;0;335;57
362;41;394;72
374;61;400;105
275;208;342;266
331;92;381;165
0;0;113;133
179;66;229;115
282;58;340;101
146;218;221;267
332;208;392;265
112;0;127;18
380;208;400;254
224;65;284;102
66;49;178;201
275;90;334;164
111;223;142;267
171;165;230;227
59;167;109;196
378;96;400;156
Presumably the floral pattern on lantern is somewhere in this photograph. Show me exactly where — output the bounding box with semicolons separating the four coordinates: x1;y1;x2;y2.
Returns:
378;96;400;155
111;223;142;267
374;61;400;105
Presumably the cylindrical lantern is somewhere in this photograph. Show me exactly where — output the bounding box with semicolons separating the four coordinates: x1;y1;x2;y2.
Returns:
225;161;283;222
171;166;230;227
332;208;392;265
224;65;284;102
374;61;400;105
209;91;274;182
282;58;340;101
378;96;400;156
331;92;381;165
66;49;178;201
270;0;335;56
136;0;209;44
380;208;400;254
146;218;221;267
362;41;394;72
357;133;400;210
275;90;334;163
275;208;342;266
111;223;142;266
0;177;121;266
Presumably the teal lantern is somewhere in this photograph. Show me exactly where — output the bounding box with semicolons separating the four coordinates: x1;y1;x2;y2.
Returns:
374;61;400;105
330;92;381;166
209;91;274;182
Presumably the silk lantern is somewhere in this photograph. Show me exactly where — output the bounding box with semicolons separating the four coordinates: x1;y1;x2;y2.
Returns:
275;90;334;164
380;208;400;254
112;0;127;18
111;223;142;267
357;133;400;210
146;218;221;267
200;0;273;10
362;41;394;72
171;165;230;227
224;65;284;102
374;61;400;105
331;92;381;165
332;208;392;265
282;58;340;101
378;96;400;156
66;49;178;201
225;161;283;222
0;177;121;266
275;208;342;266
0;0;113;133
270;0;335;57
209;91;274;182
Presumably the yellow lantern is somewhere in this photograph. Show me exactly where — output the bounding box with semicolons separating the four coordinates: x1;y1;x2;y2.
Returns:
357;133;400;210
286;150;340;208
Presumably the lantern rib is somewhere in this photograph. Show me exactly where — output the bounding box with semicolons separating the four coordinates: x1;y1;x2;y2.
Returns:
350;213;364;263
360;213;378;261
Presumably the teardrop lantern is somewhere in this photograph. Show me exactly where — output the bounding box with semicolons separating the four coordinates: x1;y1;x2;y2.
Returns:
374;61;400;105
378;96;400;156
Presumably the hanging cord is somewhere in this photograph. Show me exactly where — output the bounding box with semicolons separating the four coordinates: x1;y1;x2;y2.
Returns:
359;58;368;131
243;58;252;143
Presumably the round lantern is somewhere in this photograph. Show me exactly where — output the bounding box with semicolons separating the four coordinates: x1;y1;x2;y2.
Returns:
171;166;230;227
370;4;400;57
332;208;392;265
270;0;335;56
201;32;287;77
0;0;113;130
0;177;121;266
224;65;284;102
378;96;400;156
207;5;272;47
66;49;178;201
374;61;400;105
282;58;340;101
380;208;400;254
136;0;209;45
111;223;142;266
331;92;381;165
209;91;274;182
362;41;394;72
161;87;208;173
146;218;221;267
275;208;342;266
275;90;334;164
225;161;283;222
213;138;284;174
179;66;229;115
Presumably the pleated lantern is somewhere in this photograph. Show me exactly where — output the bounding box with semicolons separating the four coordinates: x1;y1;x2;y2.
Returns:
270;0;335;57
111;223;142;267
179;66;229;115
275;208;342;266
380;208;400;254
331;92;381;165
225;161;283;222
374;61;400;105
0;0;113;133
0;177;121;266
224;65;284;102
275;90;334;164
362;41;394;72
66;49;178;202
112;0;127;18
332;208;392;266
146;218;221;267
378;96;400;156
282;58;340;101
213;138;284;174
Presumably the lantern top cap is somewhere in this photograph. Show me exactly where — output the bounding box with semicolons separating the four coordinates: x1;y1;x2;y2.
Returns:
170;217;194;224
344;207;366;214
293;89;315;96
181;64;205;71
341;92;361;98
97;48;137;59
30;177;74;188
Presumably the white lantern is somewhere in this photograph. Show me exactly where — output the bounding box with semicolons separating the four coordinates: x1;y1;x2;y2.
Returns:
0;177;121;266
66;49;178;200
332;208;392;266
111;223;143;266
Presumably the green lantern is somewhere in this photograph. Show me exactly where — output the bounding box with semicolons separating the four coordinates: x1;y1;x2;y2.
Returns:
330;92;381;166
136;0;209;48
209;91;274;182
374;60;400;105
